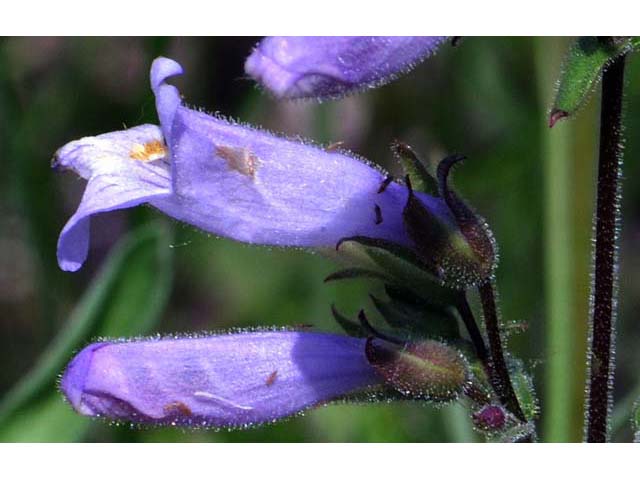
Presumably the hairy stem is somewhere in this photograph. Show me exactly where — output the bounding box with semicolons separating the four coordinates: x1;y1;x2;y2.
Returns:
585;54;626;443
478;281;526;422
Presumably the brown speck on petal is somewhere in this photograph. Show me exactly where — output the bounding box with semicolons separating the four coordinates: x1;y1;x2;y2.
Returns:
163;401;193;416
325;141;345;152
265;370;278;387
216;145;259;178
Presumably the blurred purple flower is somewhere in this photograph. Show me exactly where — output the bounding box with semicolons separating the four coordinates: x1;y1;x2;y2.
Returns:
61;331;380;427
245;36;448;100
54;57;451;272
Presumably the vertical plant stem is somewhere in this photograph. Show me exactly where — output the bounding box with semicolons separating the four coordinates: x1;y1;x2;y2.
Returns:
478;281;526;423
535;37;576;442
569;102;598;439
585;54;626;443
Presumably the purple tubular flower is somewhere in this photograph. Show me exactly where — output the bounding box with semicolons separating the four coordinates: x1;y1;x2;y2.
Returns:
54;57;451;271
60;332;380;427
245;36;448;100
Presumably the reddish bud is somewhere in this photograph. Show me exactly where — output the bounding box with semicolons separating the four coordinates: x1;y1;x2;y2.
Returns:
472;405;507;431
365;338;468;401
549;109;569;128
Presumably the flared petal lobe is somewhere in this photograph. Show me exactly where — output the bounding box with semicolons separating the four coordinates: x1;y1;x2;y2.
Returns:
53;125;172;271
60;332;380;427
245;36;448;100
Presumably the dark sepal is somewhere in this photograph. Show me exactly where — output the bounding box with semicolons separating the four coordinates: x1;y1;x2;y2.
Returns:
437;155;497;283
357;309;404;344
330;304;365;337
402;169;495;289
365;337;468;402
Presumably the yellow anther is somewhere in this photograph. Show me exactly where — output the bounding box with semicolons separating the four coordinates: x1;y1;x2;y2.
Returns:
130;140;167;162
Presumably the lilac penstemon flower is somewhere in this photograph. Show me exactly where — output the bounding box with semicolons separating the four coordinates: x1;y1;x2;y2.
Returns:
245;36;448;100
60;332;380;427
54;56;452;272
61;331;469;427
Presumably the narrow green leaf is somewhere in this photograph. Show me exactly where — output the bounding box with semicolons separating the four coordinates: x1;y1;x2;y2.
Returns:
0;222;173;441
509;360;539;422
551;37;634;126
323;267;389;283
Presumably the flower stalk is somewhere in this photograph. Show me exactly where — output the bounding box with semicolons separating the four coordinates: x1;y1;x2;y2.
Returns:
585;53;626;443
455;295;489;367
478;281;526;423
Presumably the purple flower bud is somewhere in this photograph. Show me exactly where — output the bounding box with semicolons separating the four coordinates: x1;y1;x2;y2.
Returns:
472;404;507;431
245;36;448;100
54;57;451;272
60;332;381;427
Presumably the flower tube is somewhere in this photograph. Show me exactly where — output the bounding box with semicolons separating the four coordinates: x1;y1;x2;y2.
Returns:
61;331;381;427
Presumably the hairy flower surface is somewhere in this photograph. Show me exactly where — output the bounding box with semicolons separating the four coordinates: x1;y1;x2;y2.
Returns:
60;332;380;427
245;36;448;100
54;57;452;272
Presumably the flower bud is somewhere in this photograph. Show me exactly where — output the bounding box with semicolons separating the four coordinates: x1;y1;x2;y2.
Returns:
365;338;468;401
472;405;507;431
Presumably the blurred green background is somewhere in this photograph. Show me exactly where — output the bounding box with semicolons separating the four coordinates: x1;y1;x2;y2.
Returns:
1;37;639;442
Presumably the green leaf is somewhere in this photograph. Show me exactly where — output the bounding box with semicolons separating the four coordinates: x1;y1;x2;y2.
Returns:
551;37;635;126
0;222;173;441
509;359;539;422
323;267;389;283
